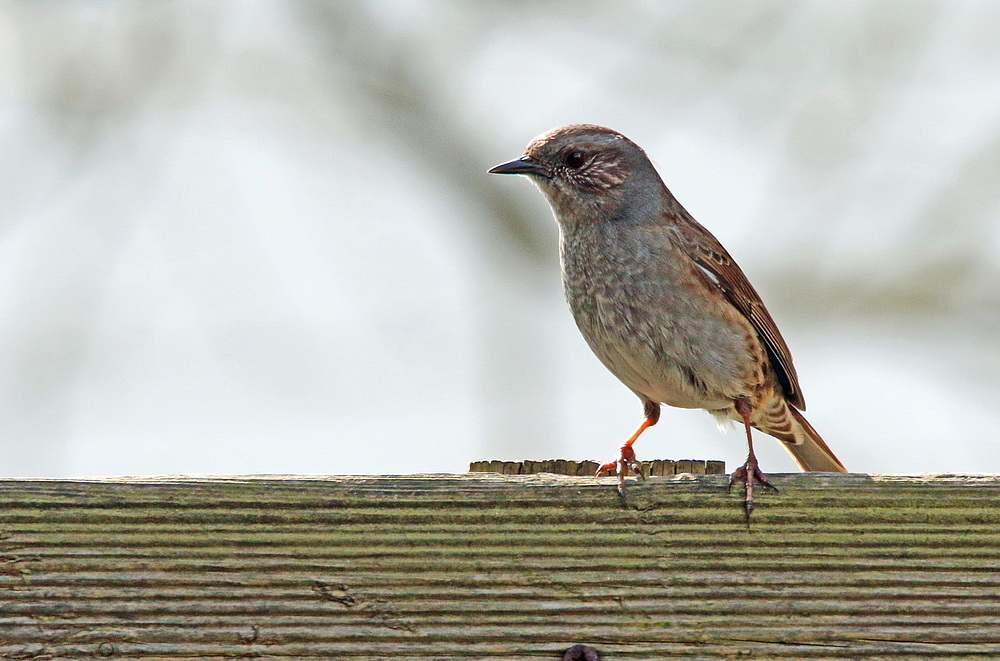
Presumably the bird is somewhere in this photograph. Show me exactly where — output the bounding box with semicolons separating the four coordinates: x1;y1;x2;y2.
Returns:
488;124;846;516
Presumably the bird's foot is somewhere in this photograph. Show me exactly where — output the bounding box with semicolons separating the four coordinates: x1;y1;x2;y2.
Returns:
728;456;778;521
596;442;643;495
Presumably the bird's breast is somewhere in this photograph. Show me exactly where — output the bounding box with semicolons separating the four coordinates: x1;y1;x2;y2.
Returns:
559;225;760;409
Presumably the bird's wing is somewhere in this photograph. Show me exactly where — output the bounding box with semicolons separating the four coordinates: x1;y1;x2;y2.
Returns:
673;212;806;410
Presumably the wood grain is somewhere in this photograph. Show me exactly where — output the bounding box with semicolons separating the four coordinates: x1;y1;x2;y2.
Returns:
1;472;999;659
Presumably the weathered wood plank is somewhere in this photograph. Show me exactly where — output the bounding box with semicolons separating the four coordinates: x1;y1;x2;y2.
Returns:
468;458;726;475
1;473;999;659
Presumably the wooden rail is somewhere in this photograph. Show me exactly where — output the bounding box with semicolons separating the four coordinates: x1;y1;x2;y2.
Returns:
1;472;999;659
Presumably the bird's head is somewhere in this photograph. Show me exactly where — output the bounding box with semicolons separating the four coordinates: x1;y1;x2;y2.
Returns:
489;124;662;223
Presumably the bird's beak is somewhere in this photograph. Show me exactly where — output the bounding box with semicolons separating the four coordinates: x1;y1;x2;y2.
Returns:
488;156;547;177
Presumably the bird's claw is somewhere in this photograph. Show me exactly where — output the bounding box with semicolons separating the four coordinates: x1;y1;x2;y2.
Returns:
596;443;643;494
729;458;778;522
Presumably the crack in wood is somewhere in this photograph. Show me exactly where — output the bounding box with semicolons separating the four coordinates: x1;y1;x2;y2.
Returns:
310;579;420;634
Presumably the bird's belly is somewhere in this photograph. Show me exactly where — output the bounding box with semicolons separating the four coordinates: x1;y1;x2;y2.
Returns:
584;330;732;410
571;291;753;411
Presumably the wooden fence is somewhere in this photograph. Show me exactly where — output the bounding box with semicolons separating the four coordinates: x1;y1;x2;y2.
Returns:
1;471;998;659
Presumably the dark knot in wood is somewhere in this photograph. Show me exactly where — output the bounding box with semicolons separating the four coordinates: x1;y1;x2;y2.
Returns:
562;644;600;661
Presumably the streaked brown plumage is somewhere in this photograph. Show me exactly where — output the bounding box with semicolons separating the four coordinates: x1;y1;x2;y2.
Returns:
489;124;847;517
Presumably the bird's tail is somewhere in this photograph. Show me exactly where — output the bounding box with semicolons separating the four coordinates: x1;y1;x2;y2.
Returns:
756;398;847;472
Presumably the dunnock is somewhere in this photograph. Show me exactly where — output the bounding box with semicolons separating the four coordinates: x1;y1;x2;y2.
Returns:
489;124;846;516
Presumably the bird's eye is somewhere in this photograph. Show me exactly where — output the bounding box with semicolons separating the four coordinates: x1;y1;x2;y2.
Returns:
564;151;586;168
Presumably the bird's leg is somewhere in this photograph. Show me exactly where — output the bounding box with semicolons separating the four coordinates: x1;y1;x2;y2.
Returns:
597;401;660;494
729;397;778;520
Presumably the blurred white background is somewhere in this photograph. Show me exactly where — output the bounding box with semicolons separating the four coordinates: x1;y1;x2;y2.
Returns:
1;1;997;478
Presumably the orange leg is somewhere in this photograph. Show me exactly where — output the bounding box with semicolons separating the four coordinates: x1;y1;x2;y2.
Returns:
597;401;660;495
728;397;778;521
